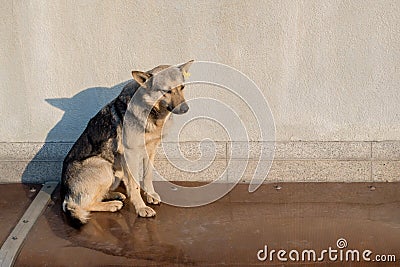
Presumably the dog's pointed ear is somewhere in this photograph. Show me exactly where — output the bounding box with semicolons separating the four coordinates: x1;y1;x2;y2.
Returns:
131;71;153;87
177;60;194;73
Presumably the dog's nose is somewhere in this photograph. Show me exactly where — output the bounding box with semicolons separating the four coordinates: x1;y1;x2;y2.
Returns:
179;103;189;113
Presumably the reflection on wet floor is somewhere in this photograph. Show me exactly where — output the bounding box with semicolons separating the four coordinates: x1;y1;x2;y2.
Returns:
12;183;400;266
0;184;41;245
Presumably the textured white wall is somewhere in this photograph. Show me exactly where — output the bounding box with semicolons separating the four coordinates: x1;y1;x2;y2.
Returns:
1;0;400;142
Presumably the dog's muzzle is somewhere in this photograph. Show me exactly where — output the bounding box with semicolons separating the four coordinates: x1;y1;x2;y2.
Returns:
169;103;189;114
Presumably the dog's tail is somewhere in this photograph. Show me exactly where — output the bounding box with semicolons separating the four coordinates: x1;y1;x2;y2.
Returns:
62;198;90;226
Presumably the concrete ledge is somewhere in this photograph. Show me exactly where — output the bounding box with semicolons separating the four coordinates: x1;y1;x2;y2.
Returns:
0;141;399;183
372;161;400;182
154;160;227;182
0;142;73;161
229;141;371;160
372;141;400;160
156;141;226;160
0;161;62;184
228;160;371;183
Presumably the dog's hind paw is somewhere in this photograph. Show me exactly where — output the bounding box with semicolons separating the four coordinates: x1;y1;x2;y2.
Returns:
105;191;126;201
108;200;124;212
137;206;156;217
146;192;161;205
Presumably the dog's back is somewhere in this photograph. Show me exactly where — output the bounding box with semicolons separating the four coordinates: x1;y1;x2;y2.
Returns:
62;64;174;189
61;81;139;225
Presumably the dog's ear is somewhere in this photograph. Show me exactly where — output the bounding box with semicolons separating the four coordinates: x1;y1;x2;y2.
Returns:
131;71;153;87
177;60;194;73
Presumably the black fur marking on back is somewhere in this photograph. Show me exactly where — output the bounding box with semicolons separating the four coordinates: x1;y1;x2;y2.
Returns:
61;81;140;199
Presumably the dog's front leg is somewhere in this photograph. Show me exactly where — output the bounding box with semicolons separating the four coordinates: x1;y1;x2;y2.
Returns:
122;151;156;217
143;147;161;204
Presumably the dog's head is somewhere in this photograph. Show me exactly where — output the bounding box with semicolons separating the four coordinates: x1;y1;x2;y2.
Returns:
131;60;193;115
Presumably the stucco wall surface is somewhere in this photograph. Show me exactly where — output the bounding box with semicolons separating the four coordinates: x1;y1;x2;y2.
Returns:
1;0;400;143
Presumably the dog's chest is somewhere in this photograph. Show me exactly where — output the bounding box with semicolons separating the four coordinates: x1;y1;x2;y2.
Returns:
145;125;162;144
145;116;172;144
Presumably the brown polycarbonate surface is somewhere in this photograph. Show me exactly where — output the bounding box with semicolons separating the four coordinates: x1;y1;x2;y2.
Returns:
0;184;41;246
13;182;400;266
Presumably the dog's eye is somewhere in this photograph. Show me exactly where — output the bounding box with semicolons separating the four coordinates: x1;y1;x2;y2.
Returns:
181;86;185;90
162;90;172;94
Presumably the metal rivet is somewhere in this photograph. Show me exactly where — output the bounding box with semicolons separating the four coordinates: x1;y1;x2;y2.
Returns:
274;185;282;190
11;236;18;240
368;185;376;191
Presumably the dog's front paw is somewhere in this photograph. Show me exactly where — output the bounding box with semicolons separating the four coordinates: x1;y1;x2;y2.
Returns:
137;206;156;217
146;192;161;205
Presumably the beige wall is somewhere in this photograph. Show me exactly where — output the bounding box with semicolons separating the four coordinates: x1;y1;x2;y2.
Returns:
1;0;400;142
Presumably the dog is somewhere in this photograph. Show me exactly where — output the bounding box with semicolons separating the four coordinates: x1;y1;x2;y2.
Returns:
61;60;193;225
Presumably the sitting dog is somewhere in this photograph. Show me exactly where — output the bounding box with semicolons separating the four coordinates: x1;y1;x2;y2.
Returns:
61;60;193;224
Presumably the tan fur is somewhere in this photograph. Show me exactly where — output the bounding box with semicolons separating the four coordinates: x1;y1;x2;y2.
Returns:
63;199;91;224
61;61;193;224
63;157;120;223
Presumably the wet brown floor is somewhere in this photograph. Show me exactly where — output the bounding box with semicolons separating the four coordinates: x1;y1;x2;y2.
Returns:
9;182;400;266
0;183;41;245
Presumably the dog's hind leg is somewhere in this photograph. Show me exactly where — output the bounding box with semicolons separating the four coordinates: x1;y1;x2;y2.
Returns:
104;191;126;201
63;157;122;224
88;200;124;212
104;170;126;201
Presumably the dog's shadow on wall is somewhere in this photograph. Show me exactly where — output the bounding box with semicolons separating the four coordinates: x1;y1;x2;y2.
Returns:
21;81;130;184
